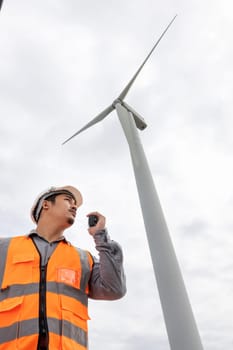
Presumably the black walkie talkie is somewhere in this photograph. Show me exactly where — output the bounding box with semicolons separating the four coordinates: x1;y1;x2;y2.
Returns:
88;215;98;227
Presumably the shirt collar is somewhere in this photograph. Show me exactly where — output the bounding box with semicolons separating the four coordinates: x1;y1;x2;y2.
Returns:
28;230;69;244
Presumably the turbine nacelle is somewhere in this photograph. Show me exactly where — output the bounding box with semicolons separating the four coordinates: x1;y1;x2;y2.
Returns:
115;100;147;131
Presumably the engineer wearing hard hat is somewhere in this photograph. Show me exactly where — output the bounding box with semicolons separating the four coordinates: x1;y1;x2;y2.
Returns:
0;185;126;350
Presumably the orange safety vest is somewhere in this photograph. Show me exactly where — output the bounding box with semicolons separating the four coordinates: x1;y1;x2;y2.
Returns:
0;236;93;350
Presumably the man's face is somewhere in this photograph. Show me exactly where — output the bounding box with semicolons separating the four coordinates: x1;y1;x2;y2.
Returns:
44;193;77;227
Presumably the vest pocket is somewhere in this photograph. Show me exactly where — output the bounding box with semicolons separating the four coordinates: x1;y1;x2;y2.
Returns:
13;255;35;282
0;295;23;312
60;294;90;349
12;254;35;264
2;255;35;288
60;301;89;350
0;296;24;339
61;295;90;325
57;268;80;288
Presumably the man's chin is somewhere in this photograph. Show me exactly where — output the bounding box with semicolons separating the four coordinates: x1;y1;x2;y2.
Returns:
67;217;75;225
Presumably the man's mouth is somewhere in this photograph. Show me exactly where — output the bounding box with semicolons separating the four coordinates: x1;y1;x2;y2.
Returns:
69;210;76;217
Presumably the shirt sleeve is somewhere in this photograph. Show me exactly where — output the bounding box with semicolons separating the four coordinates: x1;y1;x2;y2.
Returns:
88;229;127;300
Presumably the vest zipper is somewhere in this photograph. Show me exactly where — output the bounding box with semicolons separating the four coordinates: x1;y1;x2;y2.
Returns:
31;237;49;350
38;263;49;350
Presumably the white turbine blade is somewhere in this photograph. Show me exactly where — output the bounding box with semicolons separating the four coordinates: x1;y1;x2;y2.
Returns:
62;104;114;145
118;14;177;101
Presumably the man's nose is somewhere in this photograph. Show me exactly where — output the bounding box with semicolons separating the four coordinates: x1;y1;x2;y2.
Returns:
71;202;77;210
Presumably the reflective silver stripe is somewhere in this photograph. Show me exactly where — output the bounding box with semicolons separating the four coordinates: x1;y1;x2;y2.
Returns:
0;318;87;347
0;238;11;288
0;282;88;305
75;248;92;292
48;282;88;305
48;317;88;347
0;282;38;301
0;318;38;344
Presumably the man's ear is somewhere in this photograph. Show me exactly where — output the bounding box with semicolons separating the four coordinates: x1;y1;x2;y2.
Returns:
42;200;50;210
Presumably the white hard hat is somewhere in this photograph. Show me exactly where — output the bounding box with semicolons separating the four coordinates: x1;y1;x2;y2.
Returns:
31;185;83;223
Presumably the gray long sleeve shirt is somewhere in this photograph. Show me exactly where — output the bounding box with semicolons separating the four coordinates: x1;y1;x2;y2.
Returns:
30;229;126;300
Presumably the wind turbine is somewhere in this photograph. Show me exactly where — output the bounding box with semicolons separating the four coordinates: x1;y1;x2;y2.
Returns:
63;16;204;350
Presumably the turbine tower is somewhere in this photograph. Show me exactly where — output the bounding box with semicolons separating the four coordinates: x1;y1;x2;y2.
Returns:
63;16;204;350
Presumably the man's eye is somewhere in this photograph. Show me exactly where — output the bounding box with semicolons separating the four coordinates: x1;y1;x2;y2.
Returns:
65;197;74;204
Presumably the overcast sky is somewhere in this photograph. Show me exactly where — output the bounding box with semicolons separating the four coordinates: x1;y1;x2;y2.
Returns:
1;1;233;349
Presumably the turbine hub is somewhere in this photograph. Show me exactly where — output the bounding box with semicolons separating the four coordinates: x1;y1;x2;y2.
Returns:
112;98;123;108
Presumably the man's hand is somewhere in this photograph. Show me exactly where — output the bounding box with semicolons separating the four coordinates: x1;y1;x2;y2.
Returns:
87;212;106;236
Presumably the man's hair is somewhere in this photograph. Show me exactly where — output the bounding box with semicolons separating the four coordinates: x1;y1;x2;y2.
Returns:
45;194;58;204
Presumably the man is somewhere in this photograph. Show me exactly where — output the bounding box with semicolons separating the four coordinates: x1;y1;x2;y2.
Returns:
0;185;126;350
